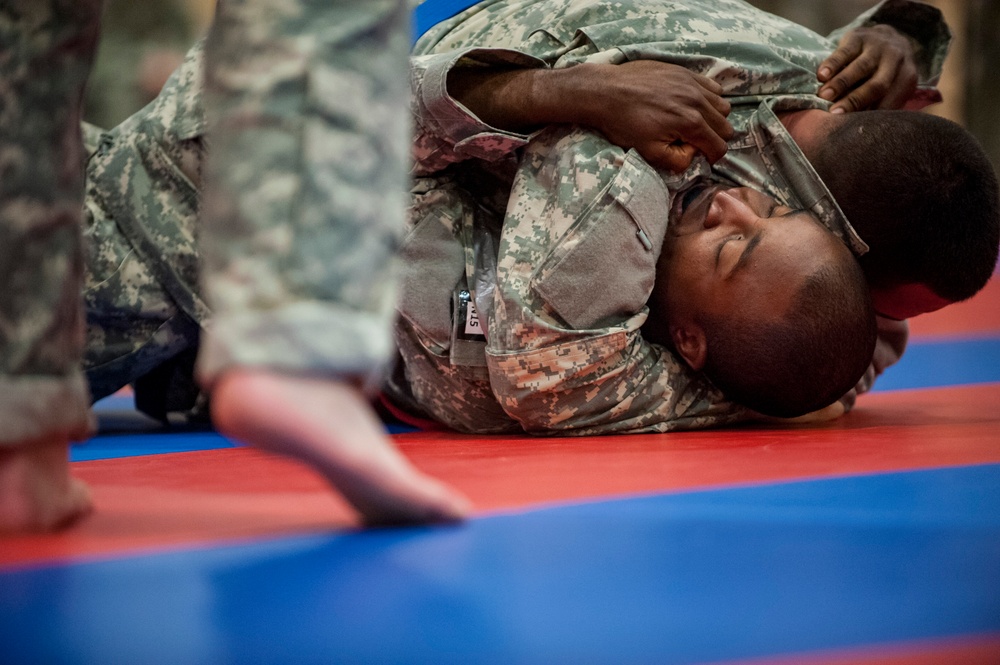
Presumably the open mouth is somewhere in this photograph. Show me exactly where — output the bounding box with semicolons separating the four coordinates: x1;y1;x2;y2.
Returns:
681;185;707;213
670;180;723;235
680;183;706;211
673;181;708;218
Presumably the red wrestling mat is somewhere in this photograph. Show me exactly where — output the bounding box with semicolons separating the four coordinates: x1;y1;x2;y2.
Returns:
717;633;1000;665
4;382;1000;568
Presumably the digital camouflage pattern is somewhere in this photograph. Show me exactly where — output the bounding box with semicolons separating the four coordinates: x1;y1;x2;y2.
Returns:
0;0;100;444
83;45;207;408
196;0;411;390
73;0;946;429
78;1;414;418
412;0;947;168
386;0;947;434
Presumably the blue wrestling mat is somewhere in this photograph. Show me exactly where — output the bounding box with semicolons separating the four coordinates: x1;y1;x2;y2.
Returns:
3;464;999;664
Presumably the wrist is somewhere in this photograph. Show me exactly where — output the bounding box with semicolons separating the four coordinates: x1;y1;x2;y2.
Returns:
536;63;613;129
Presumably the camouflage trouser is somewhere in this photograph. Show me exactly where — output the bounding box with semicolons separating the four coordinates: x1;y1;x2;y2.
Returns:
0;0;100;446
81;120;203;414
196;0;412;389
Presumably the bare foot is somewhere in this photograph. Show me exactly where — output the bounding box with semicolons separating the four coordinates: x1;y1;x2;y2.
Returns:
0;440;92;534
210;369;471;526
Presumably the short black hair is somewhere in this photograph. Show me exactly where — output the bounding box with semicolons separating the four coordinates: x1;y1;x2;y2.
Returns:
702;260;877;418
813;111;999;302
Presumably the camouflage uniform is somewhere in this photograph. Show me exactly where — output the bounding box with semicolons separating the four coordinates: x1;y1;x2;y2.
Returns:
80;0;412;420
196;0;411;393
0;0;100;446
76;0;945;430
82;47;208;418
381;0;948;434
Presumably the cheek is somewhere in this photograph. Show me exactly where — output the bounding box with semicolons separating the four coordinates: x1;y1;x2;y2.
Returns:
667;236;712;273
666;256;715;309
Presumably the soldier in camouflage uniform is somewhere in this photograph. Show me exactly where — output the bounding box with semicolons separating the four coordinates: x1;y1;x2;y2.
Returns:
384;0;950;434
1;0;470;533
0;0;101;531
74;0;947;439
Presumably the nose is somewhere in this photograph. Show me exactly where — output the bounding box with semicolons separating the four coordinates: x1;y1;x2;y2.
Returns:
704;188;758;232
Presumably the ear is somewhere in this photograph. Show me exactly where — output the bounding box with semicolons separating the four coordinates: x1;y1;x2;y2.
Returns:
671;323;707;370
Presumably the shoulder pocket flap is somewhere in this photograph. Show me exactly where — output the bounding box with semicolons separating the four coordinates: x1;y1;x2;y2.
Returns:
533;150;670;330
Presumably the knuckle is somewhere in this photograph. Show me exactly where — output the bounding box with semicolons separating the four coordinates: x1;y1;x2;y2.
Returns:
678;108;702;129
827;76;848;95
843;95;863;112
856;54;879;71
842;35;863;56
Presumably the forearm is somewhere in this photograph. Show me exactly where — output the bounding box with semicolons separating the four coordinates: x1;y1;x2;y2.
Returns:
410;49;546;175
446;63;609;134
446;57;734;172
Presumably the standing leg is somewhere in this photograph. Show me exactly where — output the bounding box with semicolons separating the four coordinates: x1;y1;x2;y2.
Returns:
0;0;100;532
198;0;469;525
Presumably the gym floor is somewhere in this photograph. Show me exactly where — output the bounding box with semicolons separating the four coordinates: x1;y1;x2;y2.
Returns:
2;271;998;664
3;4;999;659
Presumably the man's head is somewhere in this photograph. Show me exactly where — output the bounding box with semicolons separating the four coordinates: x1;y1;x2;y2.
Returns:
804;110;1000;320
647;185;877;418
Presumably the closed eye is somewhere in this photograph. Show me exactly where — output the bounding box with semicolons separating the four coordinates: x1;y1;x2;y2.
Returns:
715;233;744;267
729;231;764;277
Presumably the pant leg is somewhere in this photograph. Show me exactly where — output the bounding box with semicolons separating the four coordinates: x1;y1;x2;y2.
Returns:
197;0;410;389
0;0;99;445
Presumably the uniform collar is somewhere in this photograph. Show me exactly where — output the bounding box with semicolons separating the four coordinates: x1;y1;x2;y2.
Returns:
745;96;869;256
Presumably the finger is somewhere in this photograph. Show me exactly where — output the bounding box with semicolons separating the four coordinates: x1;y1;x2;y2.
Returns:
704;87;732;119
679;71;733;118
689;90;734;139
655;142;698;173
681;108;731;163
818;33;863;82
691;71;725;96
690;73;733;123
819;51;879;103
830;62;897;113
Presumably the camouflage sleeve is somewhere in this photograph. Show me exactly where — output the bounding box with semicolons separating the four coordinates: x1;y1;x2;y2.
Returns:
80;38;209;418
485;126;749;435
411;48;546;177
826;0;951;88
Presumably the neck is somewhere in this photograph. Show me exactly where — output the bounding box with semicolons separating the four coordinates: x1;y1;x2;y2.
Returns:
643;297;674;349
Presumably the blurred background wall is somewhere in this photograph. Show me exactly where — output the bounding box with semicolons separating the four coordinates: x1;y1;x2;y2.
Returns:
83;0;215;129
84;0;999;175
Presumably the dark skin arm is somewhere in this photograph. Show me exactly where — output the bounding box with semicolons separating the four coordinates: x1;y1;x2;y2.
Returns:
448;60;733;173
446;25;923;169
